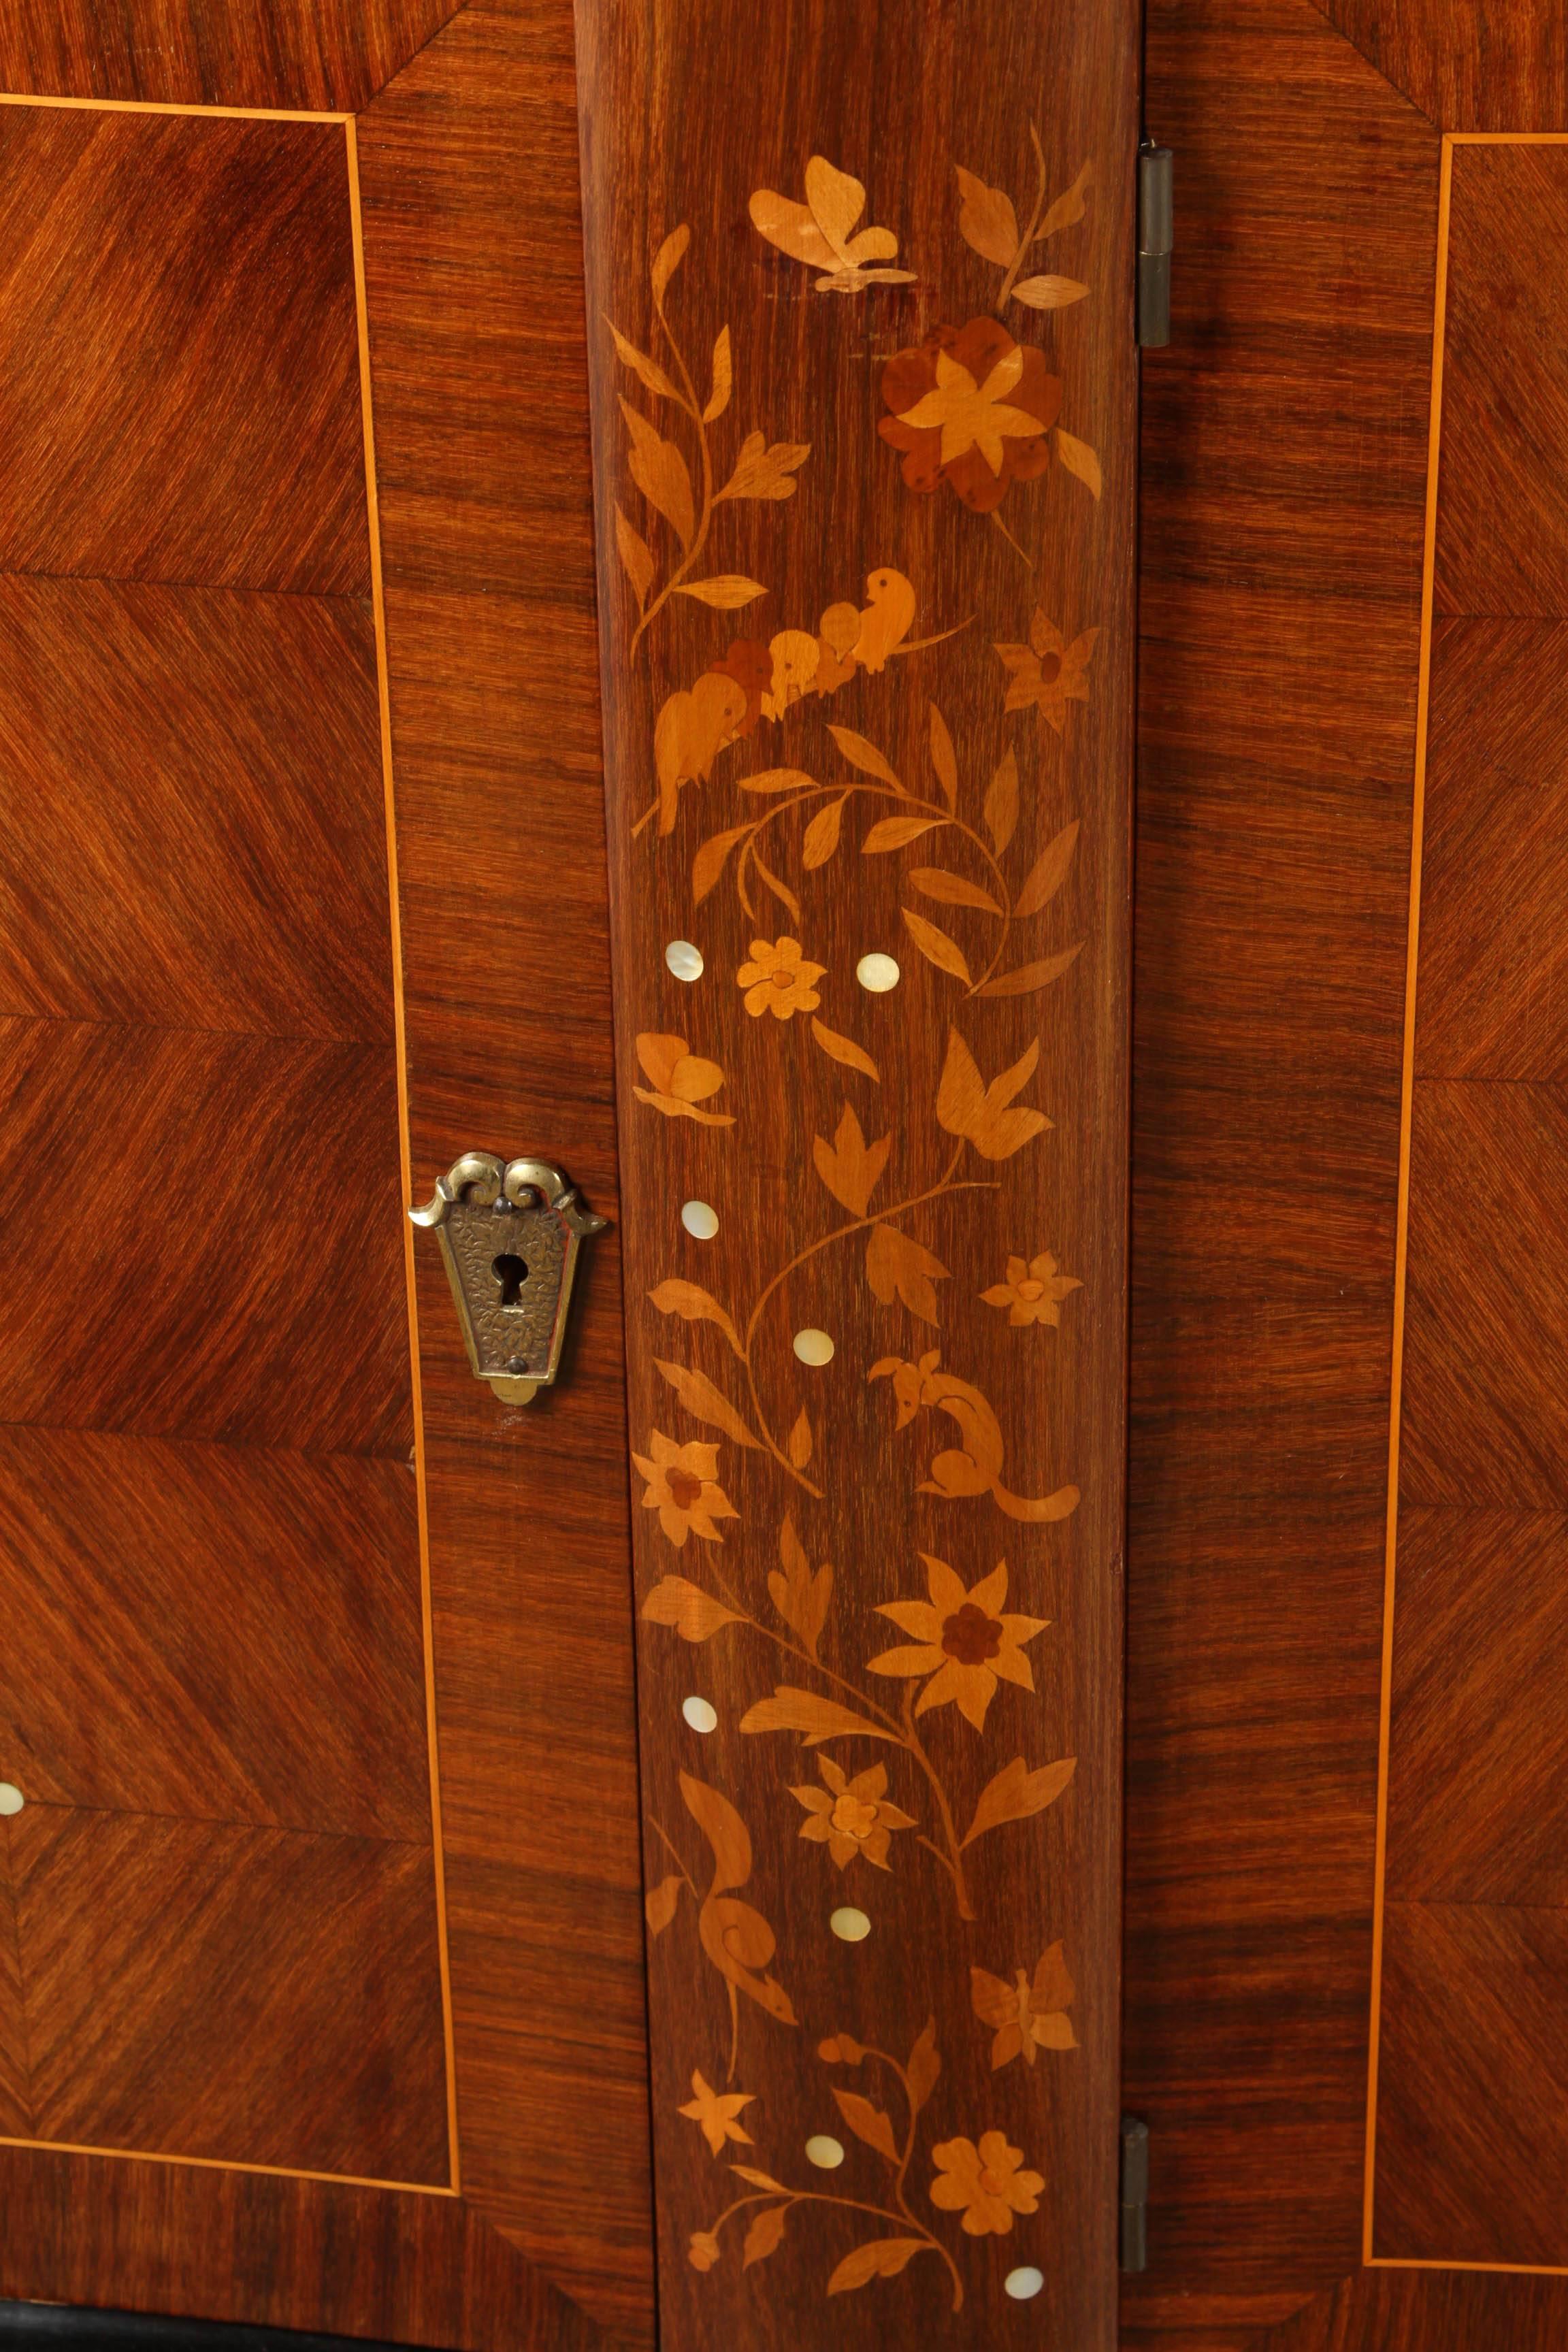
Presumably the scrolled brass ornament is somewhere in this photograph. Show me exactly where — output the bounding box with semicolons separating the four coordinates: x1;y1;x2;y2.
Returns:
409;1154;608;1404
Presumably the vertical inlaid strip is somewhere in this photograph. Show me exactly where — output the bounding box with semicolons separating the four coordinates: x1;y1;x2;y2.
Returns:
575;6;1137;2343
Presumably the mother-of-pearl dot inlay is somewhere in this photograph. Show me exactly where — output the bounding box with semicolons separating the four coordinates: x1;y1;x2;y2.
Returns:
830;1906;870;1942
665;939;704;982
0;1783;22;1817
681;1200;719;1241
681;1696;718;1734
793;1327;834;1367
856;951;900;993
1004;2267;1045;2302
804;2135;845;2170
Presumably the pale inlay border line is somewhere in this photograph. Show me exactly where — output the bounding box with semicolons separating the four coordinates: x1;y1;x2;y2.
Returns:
0;87;459;2203
1363;127;1568;2284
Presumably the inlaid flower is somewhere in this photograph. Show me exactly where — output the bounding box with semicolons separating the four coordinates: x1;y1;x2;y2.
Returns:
867;1555;1047;1730
687;2228;722;2272
632;1430;738;1548
982;1251;1082;1328
736;934;825;1020
929;2130;1045;2234
790;1757;917;1872
879;319;1060;514
679;2069;755;2155
994;609;1099;730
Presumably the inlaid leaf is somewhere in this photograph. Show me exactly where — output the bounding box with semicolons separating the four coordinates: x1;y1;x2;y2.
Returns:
619;398;696;546
648;1278;744;1358
673;575;768;608
832;2088;898;2163
651;223;689;300
1041;162;1091;238
693;825;752;906
740;766;819;795
827;2239;926;2295
906;2016;941;2114
901;907;973;986
655;1358;762;1448
961;1754;1077;1848
955;165;1021;267
680;1767;751;1890
614;502;656;610
1012;272;1089;310
811;1017;880;1082
740;1686;898;1746
1015;819;1081;915
787;1408;813;1468
928;702;959;811
742;2205;789;2268
732;2166;789;2191
768;1515;833;1660
984;747;1019;851
1054;426;1103;498
813;1103;891;1218
863;815;944;853
976;944;1083;996
716;430;811;502
936;1030;1050;1159
752;847;801;920
644;1874;683;1935
865;1223;947;1325
606;320;681;402
909;867;1001;915
828;723;901;788
642;1575;746;1642
703;325;733;421
802;796;846;869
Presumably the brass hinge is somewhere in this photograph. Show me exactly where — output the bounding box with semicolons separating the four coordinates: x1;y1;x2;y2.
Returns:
1138;146;1173;346
1120;2114;1150;2272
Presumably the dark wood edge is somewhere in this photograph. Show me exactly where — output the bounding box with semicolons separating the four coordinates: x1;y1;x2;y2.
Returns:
0;2306;427;2352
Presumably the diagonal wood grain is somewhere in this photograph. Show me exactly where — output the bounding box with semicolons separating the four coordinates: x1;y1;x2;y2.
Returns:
0;1425;427;1840
1320;0;1568;131
1414;619;1568;1081
1386;1505;1568;1906
1433;146;1568;621
0;107;369;594
1124;0;1437;2334
1399;1081;1568;1505
0;1824;27;2139
0;3;465;110
1374;1901;1568;2264
1261;2264;1568;2350
0;576;393;1040
10;1806;448;2185
0;1019;412;1455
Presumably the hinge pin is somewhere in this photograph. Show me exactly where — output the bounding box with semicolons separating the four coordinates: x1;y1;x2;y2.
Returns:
1120;2114;1149;2272
1138;146;1173;346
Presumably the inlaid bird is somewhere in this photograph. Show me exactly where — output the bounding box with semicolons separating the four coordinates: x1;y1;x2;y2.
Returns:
850;564;917;672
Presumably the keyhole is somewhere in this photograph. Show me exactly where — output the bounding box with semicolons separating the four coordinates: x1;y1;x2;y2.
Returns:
491;1252;529;1308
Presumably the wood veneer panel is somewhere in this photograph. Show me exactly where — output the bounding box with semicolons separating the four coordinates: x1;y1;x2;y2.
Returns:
1433;145;1568;621
0;2144;606;2352
0;1020;411;1456
578;3;1134;2345
1124;0;1438;2336
1414;619;1568;1081
0;108;368;595
1322;0;1568;132
1373;1901;1568;2264
0;4;462;111
1264;2264;1568;2350
1399;1079;1568;1505
356;6;653;2338
8;1808;447;2185
0;578;392;1041
1386;1505;1568;1907
0;1829;26;2140
0;1426;427;1840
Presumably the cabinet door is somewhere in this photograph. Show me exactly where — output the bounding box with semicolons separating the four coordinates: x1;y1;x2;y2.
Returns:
0;4;1136;2347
